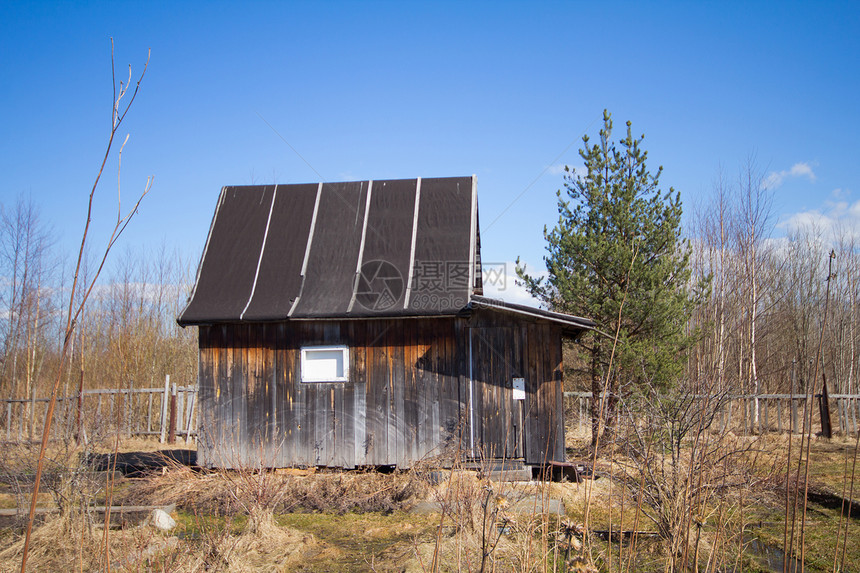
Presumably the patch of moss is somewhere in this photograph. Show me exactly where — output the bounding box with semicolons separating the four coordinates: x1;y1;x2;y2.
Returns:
276;511;436;572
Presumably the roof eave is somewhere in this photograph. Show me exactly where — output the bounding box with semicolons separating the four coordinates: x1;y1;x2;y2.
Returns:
467;295;596;334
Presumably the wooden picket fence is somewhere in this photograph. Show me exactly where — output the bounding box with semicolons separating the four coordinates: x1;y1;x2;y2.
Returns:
564;391;860;435
4;386;858;444
1;376;197;444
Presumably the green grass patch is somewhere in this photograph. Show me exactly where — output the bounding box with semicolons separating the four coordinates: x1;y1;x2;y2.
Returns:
277;511;436;572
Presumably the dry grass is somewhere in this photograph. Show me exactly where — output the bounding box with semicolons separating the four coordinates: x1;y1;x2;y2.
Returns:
103;436;198;454
0;510;323;572
118;465;428;516
0;434;856;572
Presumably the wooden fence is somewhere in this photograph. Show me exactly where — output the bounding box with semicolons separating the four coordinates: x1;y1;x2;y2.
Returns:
1;376;197;444
4;386;858;444
564;391;860;435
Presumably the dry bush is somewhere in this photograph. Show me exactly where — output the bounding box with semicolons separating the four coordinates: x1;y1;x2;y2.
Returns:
596;382;781;571
120;466;428;518
406;462;591;573
0;506;322;573
116;462;582;572
0;513;103;572
0;439;109;529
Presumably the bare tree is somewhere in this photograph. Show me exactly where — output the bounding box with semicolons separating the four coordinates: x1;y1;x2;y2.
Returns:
690;168;734;394
734;159;777;429
20;41;151;572
0;195;56;438
831;225;859;395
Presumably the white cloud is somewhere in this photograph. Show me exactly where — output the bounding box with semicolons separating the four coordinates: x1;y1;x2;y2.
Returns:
782;209;833;232
780;196;860;242
764;162;817;190
789;163;815;180
481;260;543;307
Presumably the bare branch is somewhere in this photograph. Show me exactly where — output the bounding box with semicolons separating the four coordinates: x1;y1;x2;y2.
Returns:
19;42;150;572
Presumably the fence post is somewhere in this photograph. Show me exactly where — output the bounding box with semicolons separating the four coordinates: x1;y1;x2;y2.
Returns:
29;390;35;443
177;389;185;440
108;392;115;431
168;383;177;444
849;398;860;432
791;360;798;433
840;398;847;433
160;375;170;443
820;377;833;439
125;379;133;437
777;398;783;433
726;400;733;433
838;398;845;433
185;389;196;443
147;393;153;433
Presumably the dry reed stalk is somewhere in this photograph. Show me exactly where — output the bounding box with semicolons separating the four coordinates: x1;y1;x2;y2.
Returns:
788;396;809;569
832;435;852;572
623;436;650;573
783;432;794;571
837;430;859;572
19;41;151;573
616;434;628;573
583;248;635;569
797;250;836;572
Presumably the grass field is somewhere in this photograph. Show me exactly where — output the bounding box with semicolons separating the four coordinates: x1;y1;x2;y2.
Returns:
0;431;856;572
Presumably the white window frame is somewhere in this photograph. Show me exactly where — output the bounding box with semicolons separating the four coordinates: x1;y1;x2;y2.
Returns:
300;345;349;383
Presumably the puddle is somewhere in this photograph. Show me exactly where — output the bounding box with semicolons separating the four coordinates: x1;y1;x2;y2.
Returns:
712;535;798;573
744;536;795;573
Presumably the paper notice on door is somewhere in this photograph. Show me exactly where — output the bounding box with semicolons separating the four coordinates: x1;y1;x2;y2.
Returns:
512;377;525;400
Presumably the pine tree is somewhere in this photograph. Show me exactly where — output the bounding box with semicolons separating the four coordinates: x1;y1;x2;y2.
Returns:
517;110;705;445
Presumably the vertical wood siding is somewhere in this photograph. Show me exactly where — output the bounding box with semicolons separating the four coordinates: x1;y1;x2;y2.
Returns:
196;315;566;468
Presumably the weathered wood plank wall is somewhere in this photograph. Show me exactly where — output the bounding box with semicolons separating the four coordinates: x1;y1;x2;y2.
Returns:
197;315;565;469
468;311;565;465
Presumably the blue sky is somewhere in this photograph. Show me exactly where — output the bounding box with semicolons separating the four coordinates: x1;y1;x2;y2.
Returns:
1;1;858;303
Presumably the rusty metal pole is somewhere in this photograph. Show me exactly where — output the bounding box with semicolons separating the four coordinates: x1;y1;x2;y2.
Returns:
159;374;170;443
820;372;833;439
167;383;177;444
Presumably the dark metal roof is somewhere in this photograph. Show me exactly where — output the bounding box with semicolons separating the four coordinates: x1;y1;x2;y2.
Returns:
178;177;480;325
177;176;595;335
467;295;596;334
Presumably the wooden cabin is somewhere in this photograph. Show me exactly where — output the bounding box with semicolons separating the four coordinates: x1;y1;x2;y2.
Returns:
178;176;593;470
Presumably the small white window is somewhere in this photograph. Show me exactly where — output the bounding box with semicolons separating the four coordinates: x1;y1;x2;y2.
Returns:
301;346;349;382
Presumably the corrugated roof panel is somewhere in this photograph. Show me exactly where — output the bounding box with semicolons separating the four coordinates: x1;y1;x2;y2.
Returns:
178;177;488;325
240;183;319;321
179;186;274;323
407;176;474;313
348;178;417;315
290;181;368;317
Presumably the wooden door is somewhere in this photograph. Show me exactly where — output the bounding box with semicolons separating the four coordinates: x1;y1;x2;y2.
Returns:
468;326;525;461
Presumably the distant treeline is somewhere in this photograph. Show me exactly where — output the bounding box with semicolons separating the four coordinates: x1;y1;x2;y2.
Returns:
3;168;859;439
0;194;197;437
